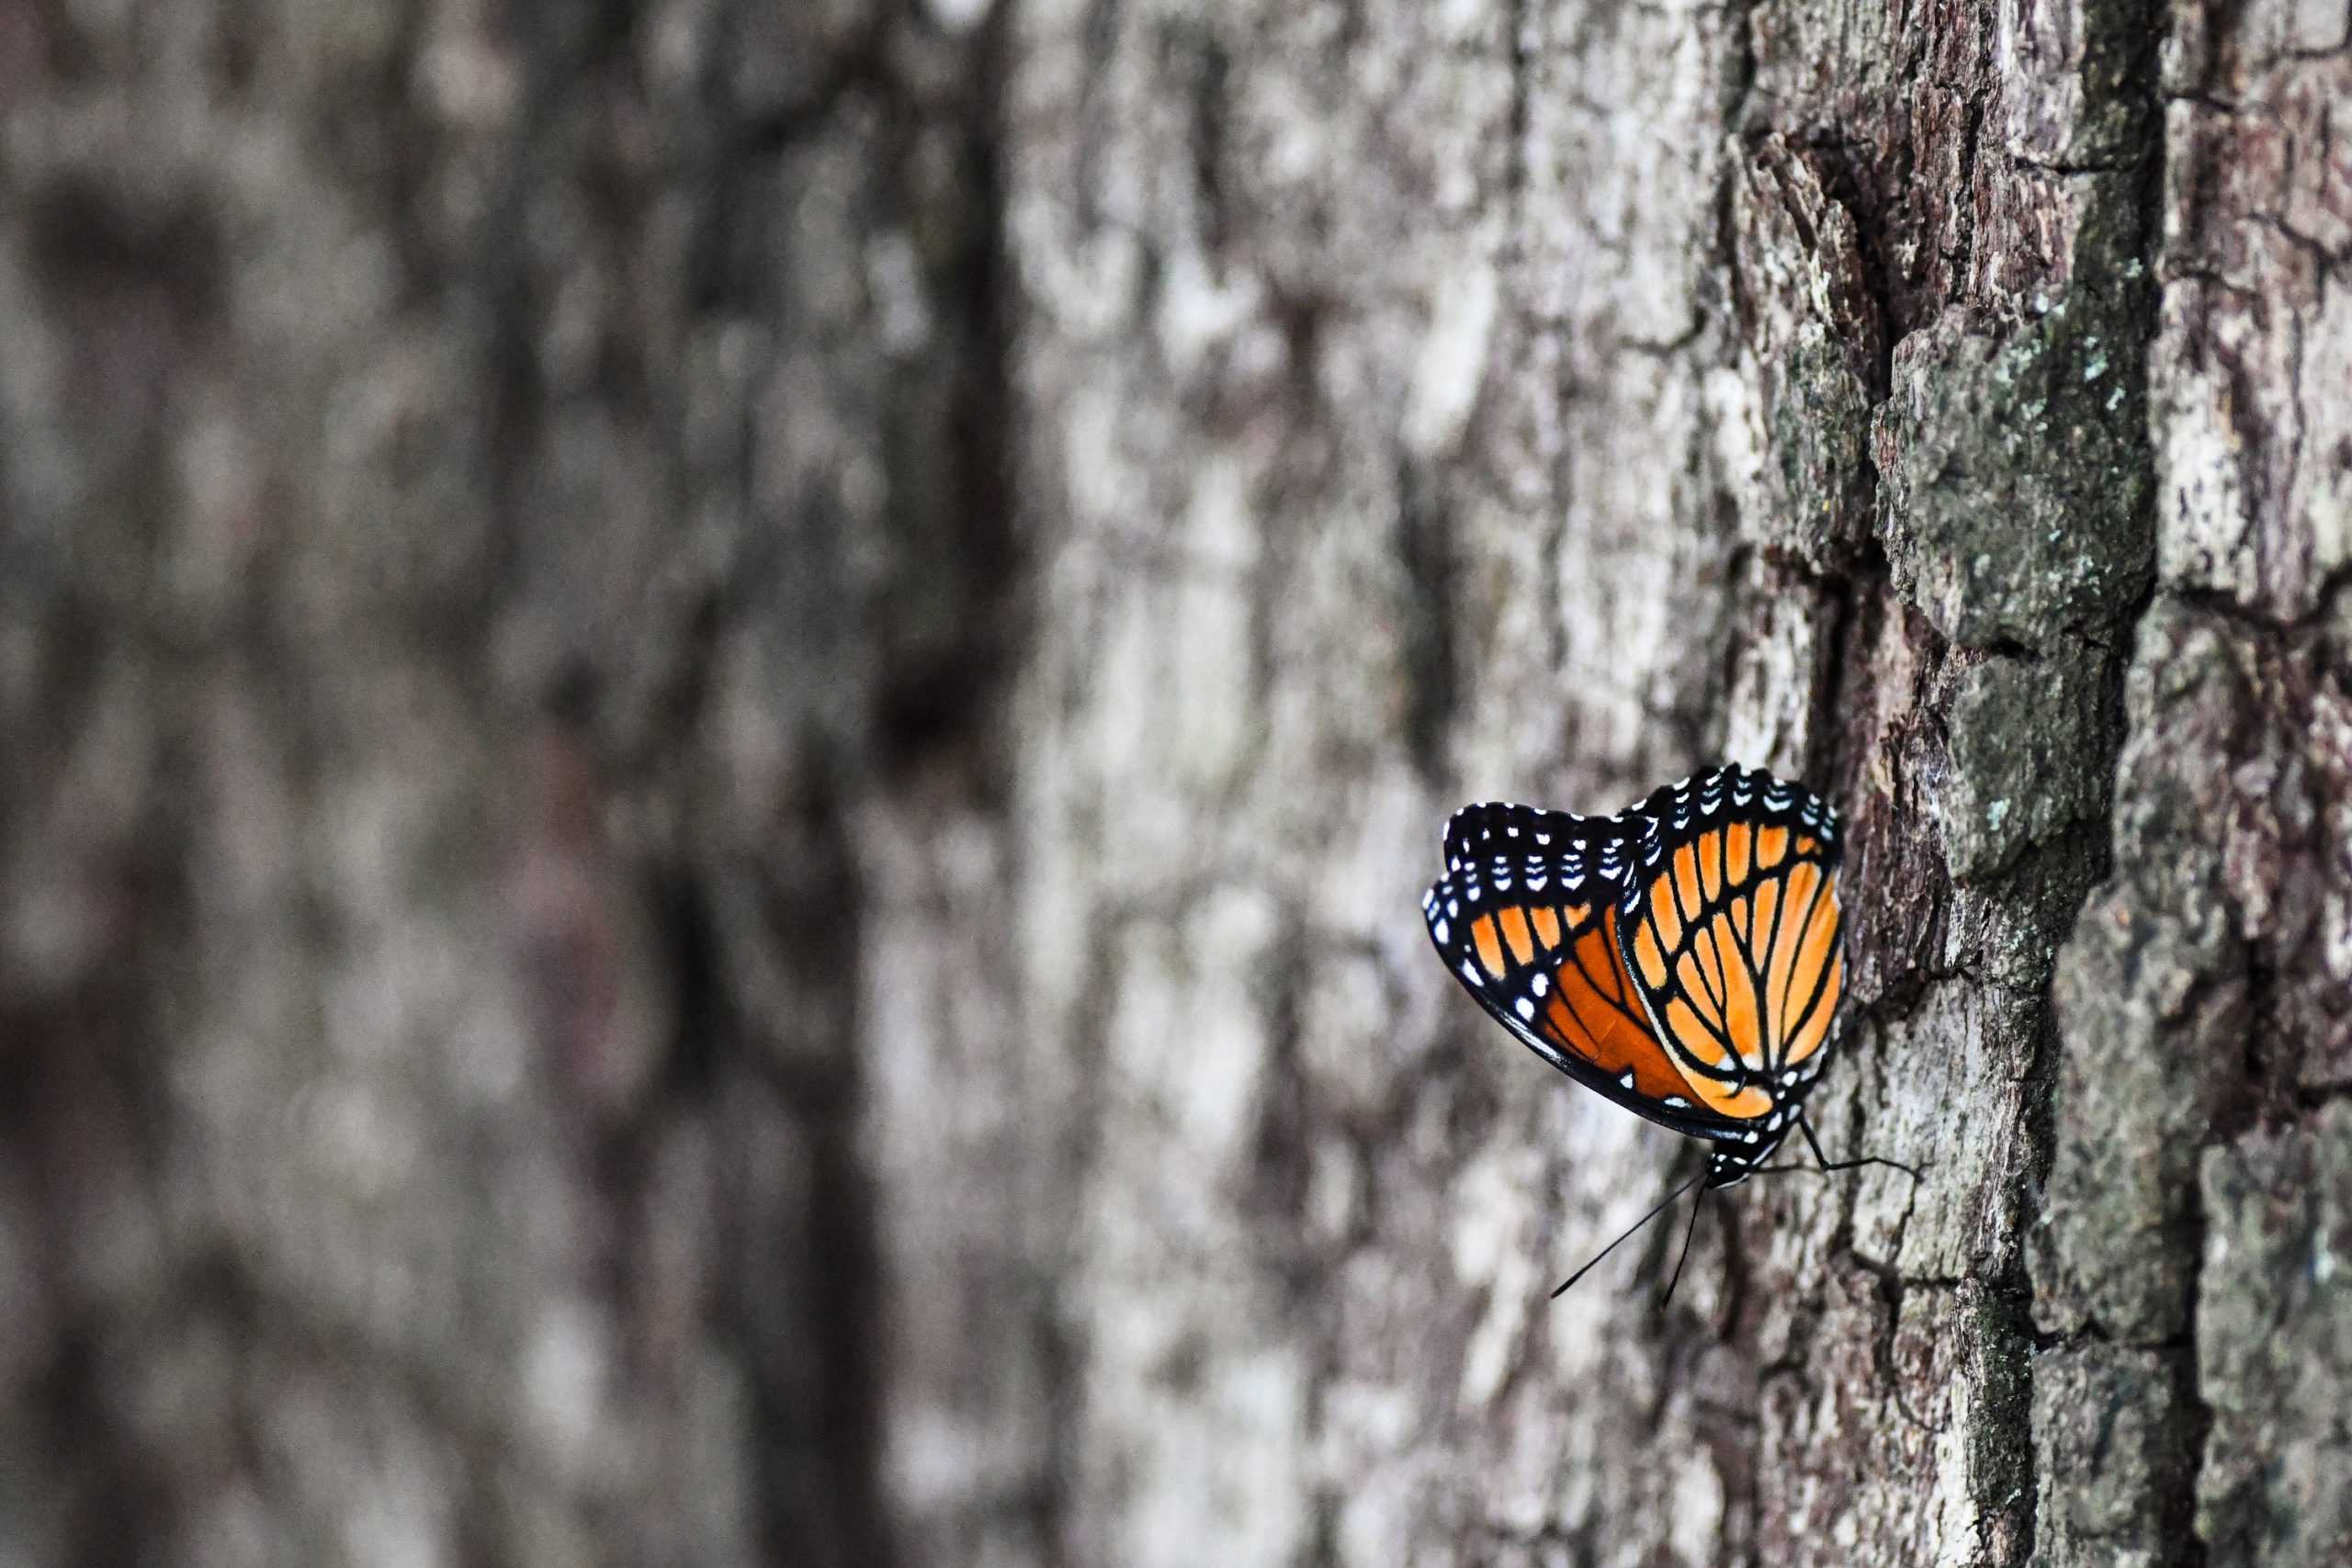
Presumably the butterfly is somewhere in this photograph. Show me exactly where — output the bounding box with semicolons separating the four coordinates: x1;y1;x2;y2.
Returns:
1419;762;1916;1298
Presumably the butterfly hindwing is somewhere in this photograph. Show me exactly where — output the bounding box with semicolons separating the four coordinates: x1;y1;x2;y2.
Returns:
1423;804;1748;1144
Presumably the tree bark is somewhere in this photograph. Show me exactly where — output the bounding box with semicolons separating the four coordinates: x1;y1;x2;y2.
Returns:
0;3;2343;1567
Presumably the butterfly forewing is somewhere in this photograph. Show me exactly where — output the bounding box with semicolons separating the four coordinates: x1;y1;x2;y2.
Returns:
1611;765;1848;1151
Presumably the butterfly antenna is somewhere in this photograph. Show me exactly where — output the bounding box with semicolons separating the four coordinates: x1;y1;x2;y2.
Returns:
1657;1179;1707;1310
1797;1113;1924;1181
1551;1169;1706;1299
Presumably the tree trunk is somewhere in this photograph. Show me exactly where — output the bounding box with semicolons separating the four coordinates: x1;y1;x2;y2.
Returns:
0;3;2342;1567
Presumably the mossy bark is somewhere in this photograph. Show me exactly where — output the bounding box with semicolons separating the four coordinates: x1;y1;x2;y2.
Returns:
1;2;2345;1566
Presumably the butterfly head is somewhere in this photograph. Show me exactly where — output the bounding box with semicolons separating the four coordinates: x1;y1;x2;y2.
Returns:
1704;1129;1785;1188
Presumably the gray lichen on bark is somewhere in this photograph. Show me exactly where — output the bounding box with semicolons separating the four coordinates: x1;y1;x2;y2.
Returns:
2032;6;2352;1568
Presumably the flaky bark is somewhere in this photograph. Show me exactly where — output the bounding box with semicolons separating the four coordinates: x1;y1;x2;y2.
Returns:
0;3;2343;1566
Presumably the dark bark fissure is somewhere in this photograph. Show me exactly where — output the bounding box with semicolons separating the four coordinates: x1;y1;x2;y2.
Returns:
1185;26;1233;262
1396;456;1460;784
1504;0;1533;228
2095;15;2213;1564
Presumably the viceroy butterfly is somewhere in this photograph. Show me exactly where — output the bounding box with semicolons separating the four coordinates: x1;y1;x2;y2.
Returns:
1420;762;1917;1299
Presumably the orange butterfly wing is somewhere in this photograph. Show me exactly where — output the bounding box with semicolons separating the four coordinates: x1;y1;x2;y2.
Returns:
1424;803;1756;1141
1612;769;1847;1174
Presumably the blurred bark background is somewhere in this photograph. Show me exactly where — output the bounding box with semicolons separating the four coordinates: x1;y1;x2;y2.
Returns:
1;2;2346;1565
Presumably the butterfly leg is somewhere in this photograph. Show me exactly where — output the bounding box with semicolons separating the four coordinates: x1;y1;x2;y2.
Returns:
1797;1112;1923;1180
1657;1180;1706;1310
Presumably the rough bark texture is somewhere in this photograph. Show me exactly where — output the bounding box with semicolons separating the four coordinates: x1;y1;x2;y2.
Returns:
0;3;2342;1567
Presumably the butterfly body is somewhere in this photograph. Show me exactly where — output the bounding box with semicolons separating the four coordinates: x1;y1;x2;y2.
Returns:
1420;763;1845;1190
